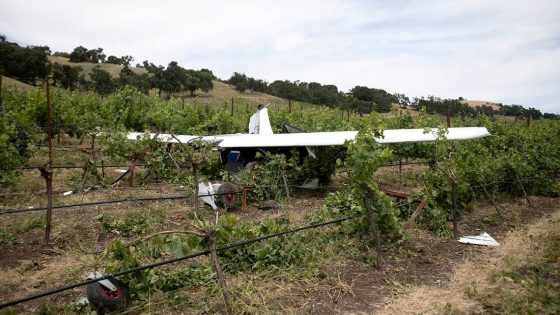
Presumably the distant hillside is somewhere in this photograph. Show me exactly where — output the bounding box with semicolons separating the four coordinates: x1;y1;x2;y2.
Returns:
48;56;147;79
203;81;281;103
0;76;31;90
460;99;500;111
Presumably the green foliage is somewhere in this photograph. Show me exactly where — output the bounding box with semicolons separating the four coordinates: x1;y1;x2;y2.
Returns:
69;46;106;63
224;152;297;202
88;66;115;95
0;87;41;186
98;213;311;298
474;227;560;314
0;40;49;84
16;216;45;233
50;63;82;90
94;211;161;237
0;228;21;245
334;114;401;253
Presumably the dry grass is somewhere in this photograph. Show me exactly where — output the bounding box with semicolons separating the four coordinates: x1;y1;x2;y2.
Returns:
461;99;500;111
379;209;560;315
1;76;31;90
47;56;148;79
0;253;94;303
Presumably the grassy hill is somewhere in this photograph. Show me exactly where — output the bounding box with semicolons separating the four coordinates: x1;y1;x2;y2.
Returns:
461;99;500;111
48;56;148;79
47;56;282;104
0;75;31;90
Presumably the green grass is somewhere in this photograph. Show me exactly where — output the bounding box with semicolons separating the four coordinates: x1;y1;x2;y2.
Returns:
477;223;560;314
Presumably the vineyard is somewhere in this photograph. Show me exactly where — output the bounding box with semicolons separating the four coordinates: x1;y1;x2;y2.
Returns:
0;82;559;314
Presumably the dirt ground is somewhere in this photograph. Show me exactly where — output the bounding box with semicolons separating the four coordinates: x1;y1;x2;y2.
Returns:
0;157;558;314
256;196;559;314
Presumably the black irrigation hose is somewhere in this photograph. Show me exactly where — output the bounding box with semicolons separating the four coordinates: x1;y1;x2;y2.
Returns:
0;216;352;309
19;164;148;170
0;191;245;215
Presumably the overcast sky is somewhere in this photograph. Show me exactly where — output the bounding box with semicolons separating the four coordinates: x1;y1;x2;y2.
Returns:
1;0;559;113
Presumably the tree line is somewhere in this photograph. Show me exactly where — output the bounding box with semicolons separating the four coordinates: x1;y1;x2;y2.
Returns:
227;72;396;113
410;96;550;119
225;72;558;119
0;34;557;118
0;38;215;97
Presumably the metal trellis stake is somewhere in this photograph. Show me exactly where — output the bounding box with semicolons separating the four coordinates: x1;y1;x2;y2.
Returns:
44;78;54;244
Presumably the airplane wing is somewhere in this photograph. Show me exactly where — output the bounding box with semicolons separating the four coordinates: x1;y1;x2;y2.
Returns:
127;127;490;148
215;127;489;148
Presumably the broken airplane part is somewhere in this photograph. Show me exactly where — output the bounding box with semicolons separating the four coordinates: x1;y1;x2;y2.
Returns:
126;105;490;209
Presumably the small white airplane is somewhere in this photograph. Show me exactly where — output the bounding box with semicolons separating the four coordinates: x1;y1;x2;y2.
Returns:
127;105;490;208
128;105;490;171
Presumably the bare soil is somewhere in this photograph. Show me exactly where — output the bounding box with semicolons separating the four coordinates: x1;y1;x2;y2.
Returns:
267;196;559;314
0;150;557;314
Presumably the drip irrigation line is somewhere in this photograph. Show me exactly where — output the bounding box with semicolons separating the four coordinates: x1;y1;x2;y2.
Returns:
0;216;351;309
1;174;538;216
19;164;148;170
0;195;192;215
0;190;245;215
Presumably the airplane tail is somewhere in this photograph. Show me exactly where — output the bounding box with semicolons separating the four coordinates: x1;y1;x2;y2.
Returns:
248;105;274;135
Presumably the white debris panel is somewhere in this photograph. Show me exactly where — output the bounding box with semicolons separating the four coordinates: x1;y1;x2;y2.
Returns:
458;232;500;246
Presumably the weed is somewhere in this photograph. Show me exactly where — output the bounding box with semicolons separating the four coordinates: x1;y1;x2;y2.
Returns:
476;227;560;314
16;215;45;233
0;228;22;245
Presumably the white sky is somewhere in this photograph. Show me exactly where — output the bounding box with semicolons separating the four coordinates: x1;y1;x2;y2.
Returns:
1;0;559;113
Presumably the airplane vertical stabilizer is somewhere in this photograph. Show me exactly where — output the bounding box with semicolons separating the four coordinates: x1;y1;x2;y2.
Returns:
248;107;274;135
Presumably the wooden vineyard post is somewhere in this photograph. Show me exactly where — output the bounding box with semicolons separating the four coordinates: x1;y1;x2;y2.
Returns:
230;98;234;117
288;99;292;113
181;96;185;110
128;169;134;187
207;230;233;315
481;185;502;216
281;170;290;202
101;160;105;180
364;190;382;268
515;174;533;208
193;163;199;212
44;78;54;244
526;114;531;127
241;187;248;212
447;109;451;127
451;179;458;238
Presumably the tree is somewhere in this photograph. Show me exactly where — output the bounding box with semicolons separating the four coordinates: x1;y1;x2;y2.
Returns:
0;40;49;84
106;55;134;66
143;60;165;93
69;46;106;63
394;93;410;108
69;46;89;62
89;66;115;95
161;61;185;96
52;51;70;58
197;70;214;94
228;72;248;93
50;63;82;90
183;69;200;96
118;66;150;94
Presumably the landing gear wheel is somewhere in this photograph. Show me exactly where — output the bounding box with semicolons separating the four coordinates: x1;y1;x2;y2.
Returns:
216;182;237;211
86;278;131;313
